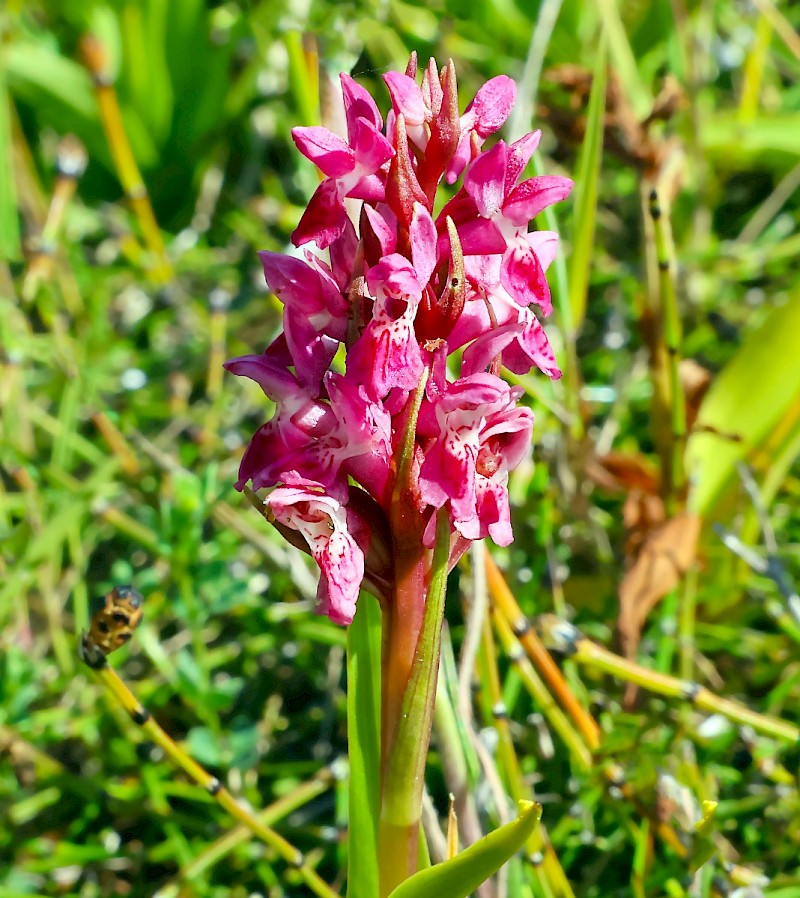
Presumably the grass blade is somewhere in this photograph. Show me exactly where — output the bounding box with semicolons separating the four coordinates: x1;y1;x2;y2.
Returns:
347;592;382;898
566;28;606;336
0;55;21;260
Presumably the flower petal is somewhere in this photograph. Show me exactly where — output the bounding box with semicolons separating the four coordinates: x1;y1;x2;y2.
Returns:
501;236;552;315
341;73;383;139
291;127;354;178
464;141;508;219
410;202;438;287
267;483;364;625
466;75;517;137
503;175;573;227
292;178;347;248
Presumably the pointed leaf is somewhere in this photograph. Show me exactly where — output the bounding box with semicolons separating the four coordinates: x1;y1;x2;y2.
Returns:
387;801;541;898
567;30;606;335
0;54;21;260
346;593;382;898
687;295;800;515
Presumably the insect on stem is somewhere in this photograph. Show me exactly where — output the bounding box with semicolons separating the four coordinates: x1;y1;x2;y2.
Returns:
79;586;342;898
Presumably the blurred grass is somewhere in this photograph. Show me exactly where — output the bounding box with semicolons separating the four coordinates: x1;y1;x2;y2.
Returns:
1;1;800;897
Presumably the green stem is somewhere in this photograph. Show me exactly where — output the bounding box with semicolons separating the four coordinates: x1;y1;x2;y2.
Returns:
378;510;451;897
382;371;431;766
648;187;686;509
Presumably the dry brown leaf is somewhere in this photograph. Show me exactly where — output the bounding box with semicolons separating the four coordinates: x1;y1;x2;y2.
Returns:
618;511;701;662
586;451;661;494
622;491;666;559
680;359;712;433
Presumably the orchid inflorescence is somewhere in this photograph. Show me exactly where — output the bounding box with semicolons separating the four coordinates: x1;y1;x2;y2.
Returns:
225;54;572;628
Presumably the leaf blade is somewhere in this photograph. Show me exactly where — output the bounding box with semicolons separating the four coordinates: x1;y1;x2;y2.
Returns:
567;29;606;335
687;295;800;515
387;801;542;898
346;593;382;898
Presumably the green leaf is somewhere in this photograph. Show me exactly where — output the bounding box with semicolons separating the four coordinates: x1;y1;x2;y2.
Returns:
0;56;21;260
687;295;800;515
121;0;174;145
567;29;606;335
4;42;109;168
701;112;800;172
387;801;542;898
595;0;650;119
689;800;718;871
346;593;382;898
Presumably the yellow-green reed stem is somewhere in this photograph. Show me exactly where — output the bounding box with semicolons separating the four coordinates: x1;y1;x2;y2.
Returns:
286;31;320;128
492;611;592;772
648;187;686;508
93;500;163;555
199;293;231;452
477;614;573;898
45;477;158;557
23;136;87;307
631;817;650;898
751;0;800;62
79;35;172;284
90;661;341;898
679;567;698;682
206;293;229;399
487;558;688;858
153;767;337;898
566;30;606;341
40;564;75;676
485;553;601;751
764;597;800;646
8;467;72;674
0;359;34;456
28;396;108;467
738;12;772;122
92;411;141;476
0;62;22;261
537;615;800;744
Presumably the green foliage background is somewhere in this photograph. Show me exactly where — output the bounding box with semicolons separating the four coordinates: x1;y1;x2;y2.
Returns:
1;1;800;896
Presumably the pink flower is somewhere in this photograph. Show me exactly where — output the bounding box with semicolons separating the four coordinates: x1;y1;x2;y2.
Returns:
345;254;427;400
227;56;571;623
226;341;393;504
446;75;517;184
291;75;395;249
417;373;533;543
224;338;338;491
257;250;348;390
445;136;573;315
266;480;366;625
454;230;563;380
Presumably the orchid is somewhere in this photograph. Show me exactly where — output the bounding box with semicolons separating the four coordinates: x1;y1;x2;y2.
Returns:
226;53;571;895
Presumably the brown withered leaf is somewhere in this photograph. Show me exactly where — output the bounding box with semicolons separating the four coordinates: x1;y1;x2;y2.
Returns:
540;65;686;182
622;490;665;558
618;512;701;663
680;359;712;434
586;451;662;495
